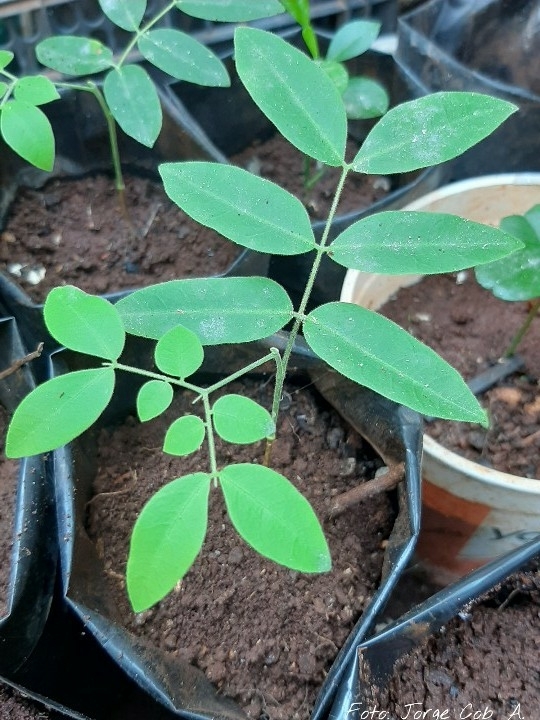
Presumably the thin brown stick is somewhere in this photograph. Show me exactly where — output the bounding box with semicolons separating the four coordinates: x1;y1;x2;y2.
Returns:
0;342;44;381
328;462;405;518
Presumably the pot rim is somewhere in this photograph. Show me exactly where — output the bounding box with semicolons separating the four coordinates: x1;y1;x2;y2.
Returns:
340;172;540;494
401;172;540;211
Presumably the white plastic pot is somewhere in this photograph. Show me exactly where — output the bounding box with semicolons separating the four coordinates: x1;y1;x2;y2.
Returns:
341;174;540;584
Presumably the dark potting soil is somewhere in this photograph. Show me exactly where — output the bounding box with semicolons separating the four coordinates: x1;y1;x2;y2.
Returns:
231;134;390;223
380;272;540;478
1;139;391;307
369;563;540;719
0;682;63;719
87;378;395;720
0;173;240;303
0;405;17;617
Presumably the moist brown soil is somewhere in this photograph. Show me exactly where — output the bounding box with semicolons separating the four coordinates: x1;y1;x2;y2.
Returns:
0;405;18;618
380;272;540;478
370;563;540;719
87;378;394;720
0;682;64;719
1;138;391;306
231;135;391;223
0;173;241;304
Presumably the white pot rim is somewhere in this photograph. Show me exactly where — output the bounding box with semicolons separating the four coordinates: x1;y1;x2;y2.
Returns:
402;172;540;211
422;433;540;494
341;172;540;495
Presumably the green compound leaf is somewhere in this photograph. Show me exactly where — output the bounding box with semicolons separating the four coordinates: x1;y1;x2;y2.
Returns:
44;286;125;360
36;36;114;76
329;211;524;274
6;368;116;458
116;277;294;344
353;92;517;175
235;27;347;166
160;162;316;255
163;415;206;456
342;77;389;120
155;325;204;378
127;472;211;612
476;208;540;301
0;50;14;70
13;76;59;106
0;83;8;100
178;0;284;21
303;302;487;425
212;394;275;444
138;30;229;86
104;65;162;148
137;380;174;422
326;20;380;62
219;463;331;573
1;100;55;171
99;0;146;31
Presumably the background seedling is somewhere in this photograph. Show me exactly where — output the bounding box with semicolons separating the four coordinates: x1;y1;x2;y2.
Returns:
6;27;523;614
0;0;284;222
475;204;540;358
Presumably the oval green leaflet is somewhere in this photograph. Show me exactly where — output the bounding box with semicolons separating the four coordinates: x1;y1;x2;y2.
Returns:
219;463;331;573
212;394;275;444
127;472;212;612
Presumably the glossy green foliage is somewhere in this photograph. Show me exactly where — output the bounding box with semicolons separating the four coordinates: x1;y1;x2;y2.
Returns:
116;277;294;344
0;50;59;170
160;162;316;255
6;368;116;457
163;416;206;456
353;92;517;174
44;286;125;360
212;395;275;443
327;19;380;62
137;381;174;422
235;27;347;166
5;23;523;614
476;205;540;301
0;101;55;171
154;325;204;378
219;464;331;572
104;65;162;148
303;302;488;425
99;0;146;31
329;211;524;274
127;473;212;612
138;30;229;86
36;37;114;75
13;76;59;105
178;0;284;21
342;77;389;120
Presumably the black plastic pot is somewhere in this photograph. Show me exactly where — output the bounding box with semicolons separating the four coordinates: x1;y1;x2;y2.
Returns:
0;311;56;678
7;336;422;719
162;29;443;311
396;0;540;180
345;536;540;716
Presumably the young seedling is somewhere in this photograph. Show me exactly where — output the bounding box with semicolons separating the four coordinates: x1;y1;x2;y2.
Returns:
280;0;390;190
0;0;284;205
6;28;524;614
475;204;540;358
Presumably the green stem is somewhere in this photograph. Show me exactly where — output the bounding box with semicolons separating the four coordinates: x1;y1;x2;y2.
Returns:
110;360;202;394
270;163;351;423
204;349;283;395
201;392;219;482
503;297;540;358
117;0;178;66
